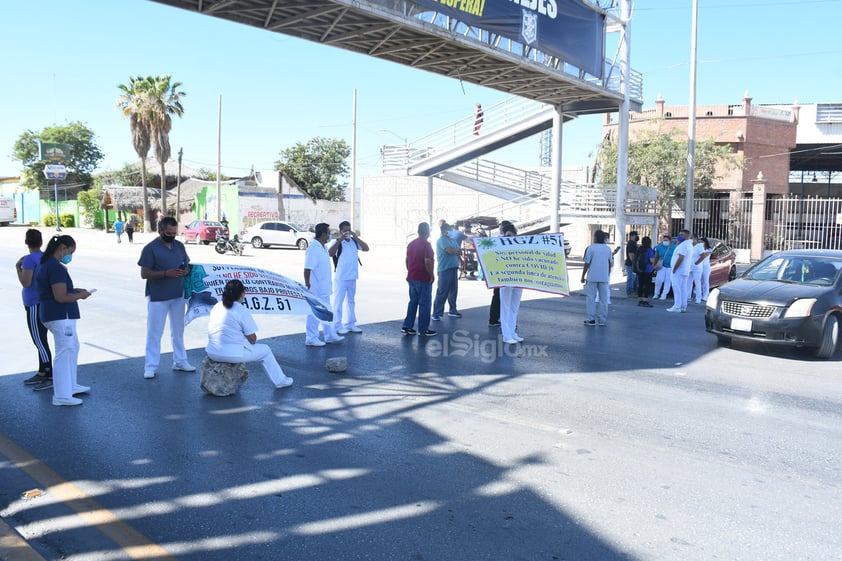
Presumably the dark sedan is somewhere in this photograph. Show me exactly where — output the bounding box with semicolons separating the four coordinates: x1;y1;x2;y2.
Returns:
705;250;842;358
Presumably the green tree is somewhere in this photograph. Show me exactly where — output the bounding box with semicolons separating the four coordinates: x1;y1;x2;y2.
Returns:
594;129;740;225
78;178;104;230
99;163;144;187
117;75;185;230
275;137;350;200
12;122;104;191
196;168;231;182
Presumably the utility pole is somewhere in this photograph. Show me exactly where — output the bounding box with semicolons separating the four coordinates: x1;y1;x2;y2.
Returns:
685;0;699;231
176;148;183;223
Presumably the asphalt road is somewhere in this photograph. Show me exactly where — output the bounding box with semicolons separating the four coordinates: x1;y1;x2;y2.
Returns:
1;226;840;561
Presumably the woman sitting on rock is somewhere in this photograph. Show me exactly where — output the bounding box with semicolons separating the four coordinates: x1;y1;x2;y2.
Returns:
206;279;293;390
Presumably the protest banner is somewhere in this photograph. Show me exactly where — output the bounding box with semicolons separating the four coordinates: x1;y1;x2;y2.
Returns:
474;234;569;296
183;263;332;325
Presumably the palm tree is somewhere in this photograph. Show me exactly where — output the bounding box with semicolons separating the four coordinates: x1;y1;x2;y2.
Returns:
117;76;153;231
146;76;186;220
117;75;185;230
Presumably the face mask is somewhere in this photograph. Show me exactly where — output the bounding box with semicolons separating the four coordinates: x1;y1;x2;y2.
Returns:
161;234;176;243
662;241;670;246
677;236;684;242
60;253;73;265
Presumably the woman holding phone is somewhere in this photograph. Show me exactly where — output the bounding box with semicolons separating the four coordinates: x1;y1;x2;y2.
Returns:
35;234;93;406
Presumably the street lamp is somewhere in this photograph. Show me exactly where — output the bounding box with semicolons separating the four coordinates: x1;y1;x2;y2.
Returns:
378;129;407;145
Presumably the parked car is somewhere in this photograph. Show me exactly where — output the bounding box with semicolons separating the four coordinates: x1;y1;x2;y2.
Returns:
704;250;842;358
180;220;228;245
241;221;310;250
706;237;738;287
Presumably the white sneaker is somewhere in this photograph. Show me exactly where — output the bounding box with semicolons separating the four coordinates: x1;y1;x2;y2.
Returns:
513;335;524;342
324;335;345;344
144;370;156;379
347;327;363;333
503;339;520;344
337;328;350;335
305;339;326;347
666;307;681;313
173;362;197;372
72;384;91;394
275;376;294;389
52;396;83;406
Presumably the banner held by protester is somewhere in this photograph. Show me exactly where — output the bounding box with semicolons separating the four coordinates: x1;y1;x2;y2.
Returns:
183;263;333;325
474;234;569;296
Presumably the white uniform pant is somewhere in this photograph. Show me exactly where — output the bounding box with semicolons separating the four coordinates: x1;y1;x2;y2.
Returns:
700;263;711;301
208;343;285;386
690;267;703;302
500;287;523;341
333;279;358;330
44;319;79;400
655;266;672;299
145;297;188;372
670;271;690;310
306;291;338;342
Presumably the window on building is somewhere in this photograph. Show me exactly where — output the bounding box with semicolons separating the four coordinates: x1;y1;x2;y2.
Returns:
816;104;842;123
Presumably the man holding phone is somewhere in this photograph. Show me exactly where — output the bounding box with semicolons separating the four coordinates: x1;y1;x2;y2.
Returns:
138;216;194;379
329;220;369;335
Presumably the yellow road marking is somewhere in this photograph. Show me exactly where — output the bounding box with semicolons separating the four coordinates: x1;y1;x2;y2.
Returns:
0;432;178;560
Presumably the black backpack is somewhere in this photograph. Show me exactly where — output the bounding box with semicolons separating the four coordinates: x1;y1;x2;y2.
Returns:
633;247;649;274
332;239;362;271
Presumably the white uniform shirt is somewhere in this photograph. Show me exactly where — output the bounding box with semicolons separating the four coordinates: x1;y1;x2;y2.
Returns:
304;239;332;295
672;239;694;275
335;238;360;281
206;301;257;359
690;242;705;271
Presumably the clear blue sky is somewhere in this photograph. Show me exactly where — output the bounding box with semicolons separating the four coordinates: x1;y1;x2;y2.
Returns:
1;0;840;181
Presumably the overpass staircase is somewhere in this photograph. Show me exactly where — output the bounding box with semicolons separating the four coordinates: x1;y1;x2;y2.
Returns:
380;96;657;231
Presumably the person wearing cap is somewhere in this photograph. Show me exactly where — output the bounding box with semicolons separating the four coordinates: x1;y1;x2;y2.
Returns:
625;230;640;296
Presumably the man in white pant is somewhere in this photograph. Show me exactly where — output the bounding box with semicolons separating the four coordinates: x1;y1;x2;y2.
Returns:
329;220;369;335
304;223;344;347
138;217;195;379
667;229;694;313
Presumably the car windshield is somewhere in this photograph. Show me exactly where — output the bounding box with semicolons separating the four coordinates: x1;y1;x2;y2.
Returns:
743;256;841;286
288;223;307;232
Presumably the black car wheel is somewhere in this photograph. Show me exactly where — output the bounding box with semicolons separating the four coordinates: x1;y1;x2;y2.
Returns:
202;240;210;245
297;239;309;250
728;265;737;282
251;237;264;249
815;315;839;359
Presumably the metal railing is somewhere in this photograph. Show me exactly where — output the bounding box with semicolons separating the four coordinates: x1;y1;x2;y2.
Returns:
381;96;552;172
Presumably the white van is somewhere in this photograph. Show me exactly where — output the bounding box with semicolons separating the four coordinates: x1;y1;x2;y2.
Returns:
0;197;16;226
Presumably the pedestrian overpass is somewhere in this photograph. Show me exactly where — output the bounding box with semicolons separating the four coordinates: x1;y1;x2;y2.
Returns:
150;0;643;111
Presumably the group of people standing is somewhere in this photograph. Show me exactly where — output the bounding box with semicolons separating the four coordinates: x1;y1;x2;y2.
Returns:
401;220;524;344
17;229;93;406
581;228;714;326
17;217;372;405
303;221;370;346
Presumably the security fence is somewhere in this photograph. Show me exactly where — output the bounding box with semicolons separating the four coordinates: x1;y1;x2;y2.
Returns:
673;196;842;257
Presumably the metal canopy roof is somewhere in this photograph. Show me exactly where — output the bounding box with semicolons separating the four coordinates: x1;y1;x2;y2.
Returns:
149;0;642;113
789;144;842;173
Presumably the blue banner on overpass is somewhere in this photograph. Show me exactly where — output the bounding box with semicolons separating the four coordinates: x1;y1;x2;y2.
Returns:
408;0;604;78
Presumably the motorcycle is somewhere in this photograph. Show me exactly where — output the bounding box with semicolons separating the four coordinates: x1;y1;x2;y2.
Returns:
215;232;245;256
